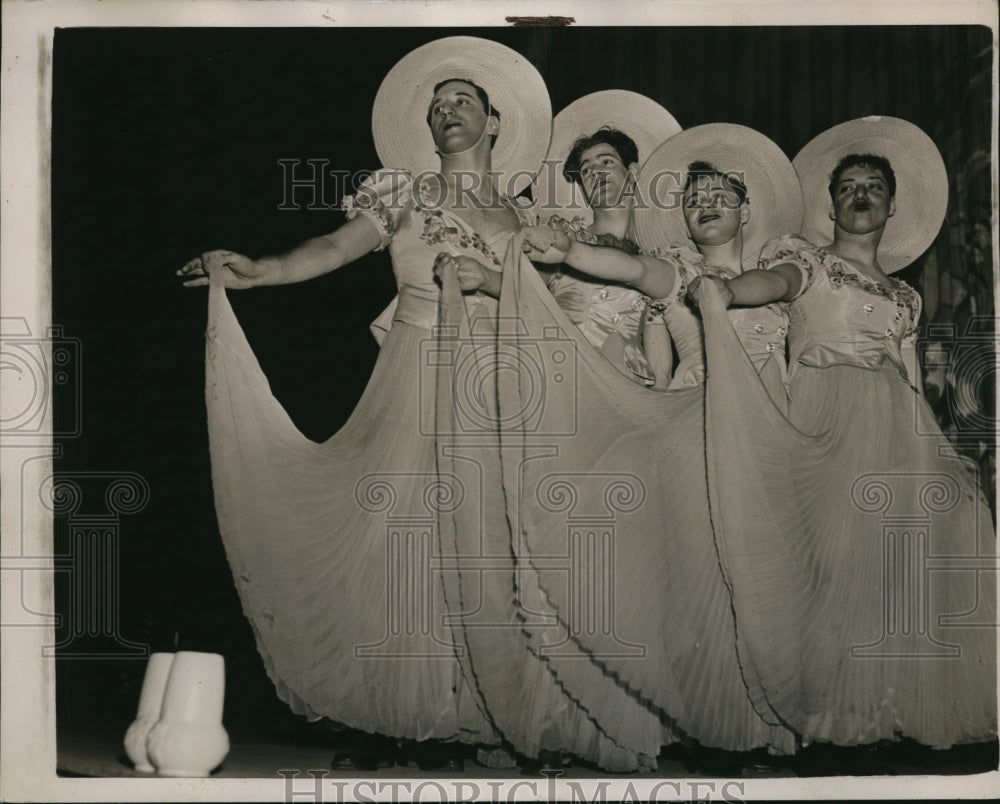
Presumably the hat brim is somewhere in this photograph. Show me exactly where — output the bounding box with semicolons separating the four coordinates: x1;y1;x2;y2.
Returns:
532;90;682;223
634;124;803;268
793;116;948;273
372;37;551;197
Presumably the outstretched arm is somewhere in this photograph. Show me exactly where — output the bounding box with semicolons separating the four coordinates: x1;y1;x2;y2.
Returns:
178;214;383;289
687;262;803;309
521;224;677;299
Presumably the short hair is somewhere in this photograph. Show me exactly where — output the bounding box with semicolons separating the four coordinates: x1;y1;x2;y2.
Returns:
683;160;749;205
426;78;500;148
828;153;897;200
562;128;639;187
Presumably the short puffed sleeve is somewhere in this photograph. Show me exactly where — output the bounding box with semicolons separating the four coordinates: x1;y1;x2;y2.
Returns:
642;245;690;306
341;169;414;251
758;234;824;299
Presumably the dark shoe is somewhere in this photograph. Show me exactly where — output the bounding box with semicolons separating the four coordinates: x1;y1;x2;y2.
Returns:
793;743;897;777
476;744;518;769
330;734;398;771
404;741;465;772
519;750;571;776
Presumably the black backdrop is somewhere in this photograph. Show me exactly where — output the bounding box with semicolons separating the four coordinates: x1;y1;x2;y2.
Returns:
51;26;993;732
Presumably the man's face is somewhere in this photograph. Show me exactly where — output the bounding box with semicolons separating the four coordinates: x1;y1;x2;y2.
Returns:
427;80;494;153
830;164;896;236
576;143;635;210
683;174;748;247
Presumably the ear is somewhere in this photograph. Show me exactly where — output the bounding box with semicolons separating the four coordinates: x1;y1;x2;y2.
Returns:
740;202;751;226
888;197;896;218
486;116;500;138
828;201;836;222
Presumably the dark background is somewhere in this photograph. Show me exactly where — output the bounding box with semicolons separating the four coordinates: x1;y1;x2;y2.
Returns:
51;26;993;738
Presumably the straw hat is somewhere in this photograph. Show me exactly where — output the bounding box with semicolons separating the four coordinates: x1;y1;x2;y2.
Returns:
793;116;948;273
372;36;551;197
532;90;682;223
634;123;803;268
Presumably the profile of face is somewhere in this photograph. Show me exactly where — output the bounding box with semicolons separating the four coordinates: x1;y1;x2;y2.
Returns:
829;164;896;236
682;174;750;248
576;143;638;210
426;80;499;154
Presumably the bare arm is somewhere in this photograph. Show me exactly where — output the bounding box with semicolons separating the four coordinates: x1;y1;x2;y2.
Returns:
521;224;677;299
178;214;383;289
688;262;803;309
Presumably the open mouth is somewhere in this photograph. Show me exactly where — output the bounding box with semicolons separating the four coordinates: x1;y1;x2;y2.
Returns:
443;121;462;131
698;211;722;224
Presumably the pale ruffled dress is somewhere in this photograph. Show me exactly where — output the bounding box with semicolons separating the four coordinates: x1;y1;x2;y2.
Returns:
488;238;798;755
651;245;790;409
204;169;676;770
700;234;997;747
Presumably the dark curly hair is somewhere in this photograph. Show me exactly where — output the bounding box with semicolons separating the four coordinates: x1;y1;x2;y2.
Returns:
828;153;896;200
562;128;639;187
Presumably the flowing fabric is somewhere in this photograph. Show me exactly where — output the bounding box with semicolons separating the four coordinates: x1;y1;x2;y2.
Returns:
204;169;678;770
699;236;997;748
493;238;797;754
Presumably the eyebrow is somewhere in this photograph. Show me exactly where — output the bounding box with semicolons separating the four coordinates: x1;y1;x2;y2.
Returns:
838;174;885;184
428;90;478;113
579;149;621;166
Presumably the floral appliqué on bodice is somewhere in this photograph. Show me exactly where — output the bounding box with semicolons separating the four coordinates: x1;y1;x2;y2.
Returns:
544;215;656;385
759;235;922;380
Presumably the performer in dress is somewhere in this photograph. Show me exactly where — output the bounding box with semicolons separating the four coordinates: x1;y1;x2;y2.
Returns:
491;130;802;761
448;92;682;388
689;117;997;752
634;124;803;406
178;36;672;773
530;91;682;389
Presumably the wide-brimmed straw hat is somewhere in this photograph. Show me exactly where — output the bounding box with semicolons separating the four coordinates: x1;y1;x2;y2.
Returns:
372;36;551;197
634;123;803;267
793;116;948;273
532;90;682;222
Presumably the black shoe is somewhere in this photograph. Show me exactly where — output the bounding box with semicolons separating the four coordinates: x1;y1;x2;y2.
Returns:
330;734;398;771
793;743;897;777
404;740;466;772
519;750;571;776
